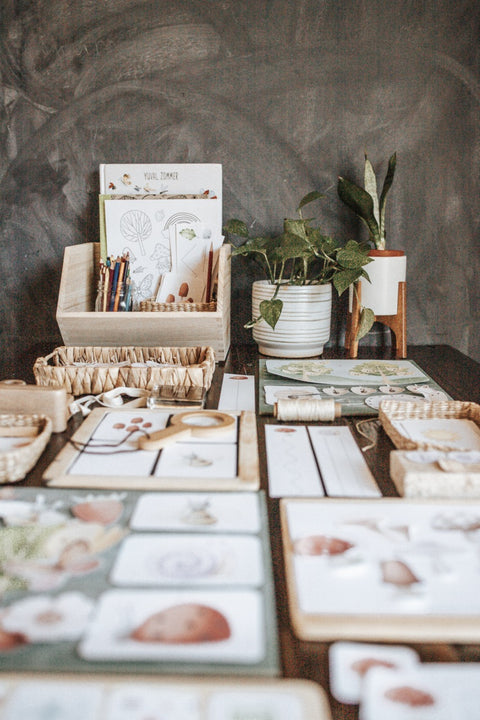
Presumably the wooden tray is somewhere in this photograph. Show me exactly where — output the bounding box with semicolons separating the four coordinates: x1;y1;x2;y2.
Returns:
44;408;259;491
281;497;480;643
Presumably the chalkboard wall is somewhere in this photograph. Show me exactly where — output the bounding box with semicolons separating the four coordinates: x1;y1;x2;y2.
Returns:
1;0;479;377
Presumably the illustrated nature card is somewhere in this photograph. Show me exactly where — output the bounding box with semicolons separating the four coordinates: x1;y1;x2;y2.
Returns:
281;497;480;642
44;408;260;491
0;676;331;720
258;359;450;416
0;487;278;676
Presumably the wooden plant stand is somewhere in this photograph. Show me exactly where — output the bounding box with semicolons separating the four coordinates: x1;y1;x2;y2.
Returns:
345;281;407;358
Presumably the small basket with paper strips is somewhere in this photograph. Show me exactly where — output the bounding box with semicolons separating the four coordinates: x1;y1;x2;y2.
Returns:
33;345;216;397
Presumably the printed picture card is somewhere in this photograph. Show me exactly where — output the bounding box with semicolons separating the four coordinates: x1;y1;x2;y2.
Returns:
78;588;265;664
129;492;262;533
110;533;264;587
390;418;480;451
99;163;222;201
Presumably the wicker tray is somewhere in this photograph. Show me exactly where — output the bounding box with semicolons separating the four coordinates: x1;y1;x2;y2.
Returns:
33;346;216;396
0;414;52;483
379;399;480;451
139;300;217;312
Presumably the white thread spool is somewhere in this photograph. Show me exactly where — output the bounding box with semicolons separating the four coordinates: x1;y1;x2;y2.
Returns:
273;397;341;422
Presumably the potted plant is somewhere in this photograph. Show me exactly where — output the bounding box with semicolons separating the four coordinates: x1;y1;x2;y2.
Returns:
223;192;372;358
337;152;406;327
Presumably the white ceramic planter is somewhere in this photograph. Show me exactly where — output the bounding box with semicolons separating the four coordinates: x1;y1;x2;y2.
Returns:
352;250;407;316
251;281;332;358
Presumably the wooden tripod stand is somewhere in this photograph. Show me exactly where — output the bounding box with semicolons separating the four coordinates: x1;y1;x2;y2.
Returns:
345;281;407;358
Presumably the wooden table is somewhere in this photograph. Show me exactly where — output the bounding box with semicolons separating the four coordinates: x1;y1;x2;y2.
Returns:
17;344;480;720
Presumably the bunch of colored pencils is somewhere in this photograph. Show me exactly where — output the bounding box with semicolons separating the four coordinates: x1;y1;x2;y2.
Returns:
96;253;133;312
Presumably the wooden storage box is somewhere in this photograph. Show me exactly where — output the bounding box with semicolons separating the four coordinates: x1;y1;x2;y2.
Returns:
56;242;231;361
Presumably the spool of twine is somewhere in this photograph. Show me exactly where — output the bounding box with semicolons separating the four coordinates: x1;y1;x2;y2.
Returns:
273;397;341;422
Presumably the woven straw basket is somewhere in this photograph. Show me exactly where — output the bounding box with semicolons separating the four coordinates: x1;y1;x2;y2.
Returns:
140;300;217;312
379;399;480;451
33;346;216;397
0;414;52;483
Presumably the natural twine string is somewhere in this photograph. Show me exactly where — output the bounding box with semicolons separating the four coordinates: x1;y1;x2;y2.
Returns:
273;397;341;422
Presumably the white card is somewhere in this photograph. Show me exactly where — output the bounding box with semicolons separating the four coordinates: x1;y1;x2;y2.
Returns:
153;441;237;479
307;426;381;497
265;425;325;497
78;588;265;664
329;641;419;704
361;664;480;720
130;492;262;533
207;690;304;720
390;418;480;451
106;686;200;720
219;374;256;411
110;533;264;587
264;384;322;406
1;681;103;720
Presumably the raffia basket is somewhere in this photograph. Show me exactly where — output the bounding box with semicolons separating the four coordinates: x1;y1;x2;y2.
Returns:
379;399;480;451
0;414;52;483
33;346;216;396
139;300;217;312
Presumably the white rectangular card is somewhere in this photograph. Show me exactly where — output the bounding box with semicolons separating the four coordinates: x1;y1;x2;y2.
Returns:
307;426;381;497
110;533;264;587
78;588;265;664
265;425;325;497
129;492;262;533
390;418;480;451
219;374;256;411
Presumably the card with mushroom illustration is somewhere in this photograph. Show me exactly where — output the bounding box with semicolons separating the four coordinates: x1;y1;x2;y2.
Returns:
281;497;480;642
0;487;278;675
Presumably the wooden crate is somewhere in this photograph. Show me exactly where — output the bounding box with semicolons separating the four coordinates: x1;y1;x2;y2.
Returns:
56;242;231;361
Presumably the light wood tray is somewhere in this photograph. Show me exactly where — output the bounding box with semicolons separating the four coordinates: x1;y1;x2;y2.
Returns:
281;496;480;643
0;674;331;719
44;408;259;491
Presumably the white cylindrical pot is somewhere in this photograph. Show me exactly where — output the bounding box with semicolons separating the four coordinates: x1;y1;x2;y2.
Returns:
251;281;332;358
353;250;406;316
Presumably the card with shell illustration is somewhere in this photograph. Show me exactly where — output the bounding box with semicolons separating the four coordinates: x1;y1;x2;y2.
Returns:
78;588;265;665
281;497;480;643
110;533;264;587
129;492;262;533
0;675;331;720
44;408;259;491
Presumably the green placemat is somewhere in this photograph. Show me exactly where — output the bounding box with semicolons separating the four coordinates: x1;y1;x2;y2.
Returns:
258;358;451;416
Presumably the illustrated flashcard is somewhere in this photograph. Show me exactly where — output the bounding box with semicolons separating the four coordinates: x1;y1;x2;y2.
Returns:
129;492;262;533
104;686;200;720
361;663;480;720
66;410;170;477
110;533;264;587
0;680;104;720
78;588;265;664
282;498;480;642
154;441;237;479
329;641;420;705
265;359;431;386
264;384;322;406
265;425;325;497
207;689;306;720
103;197;221;303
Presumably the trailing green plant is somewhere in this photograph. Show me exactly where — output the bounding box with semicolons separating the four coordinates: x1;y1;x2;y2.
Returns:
223;191;372;332
337;152;397;250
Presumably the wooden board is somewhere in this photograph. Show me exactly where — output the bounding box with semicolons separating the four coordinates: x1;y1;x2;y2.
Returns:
0;674;331;720
281;497;480;643
44;408;259;491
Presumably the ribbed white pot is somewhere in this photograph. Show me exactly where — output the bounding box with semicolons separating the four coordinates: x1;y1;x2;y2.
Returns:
251;281;332;358
351;250;407;316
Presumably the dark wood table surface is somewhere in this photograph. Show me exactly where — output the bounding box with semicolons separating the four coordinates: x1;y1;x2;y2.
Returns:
15;344;480;719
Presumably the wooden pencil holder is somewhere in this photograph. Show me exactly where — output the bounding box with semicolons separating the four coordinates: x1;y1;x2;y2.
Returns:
345;280;407;359
56;242;231;361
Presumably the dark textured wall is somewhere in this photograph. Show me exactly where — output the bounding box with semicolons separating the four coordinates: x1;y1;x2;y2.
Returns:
1;0;479;377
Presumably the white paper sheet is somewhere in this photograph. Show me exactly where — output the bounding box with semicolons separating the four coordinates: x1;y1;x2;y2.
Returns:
218;374;256;411
265;425;325;497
